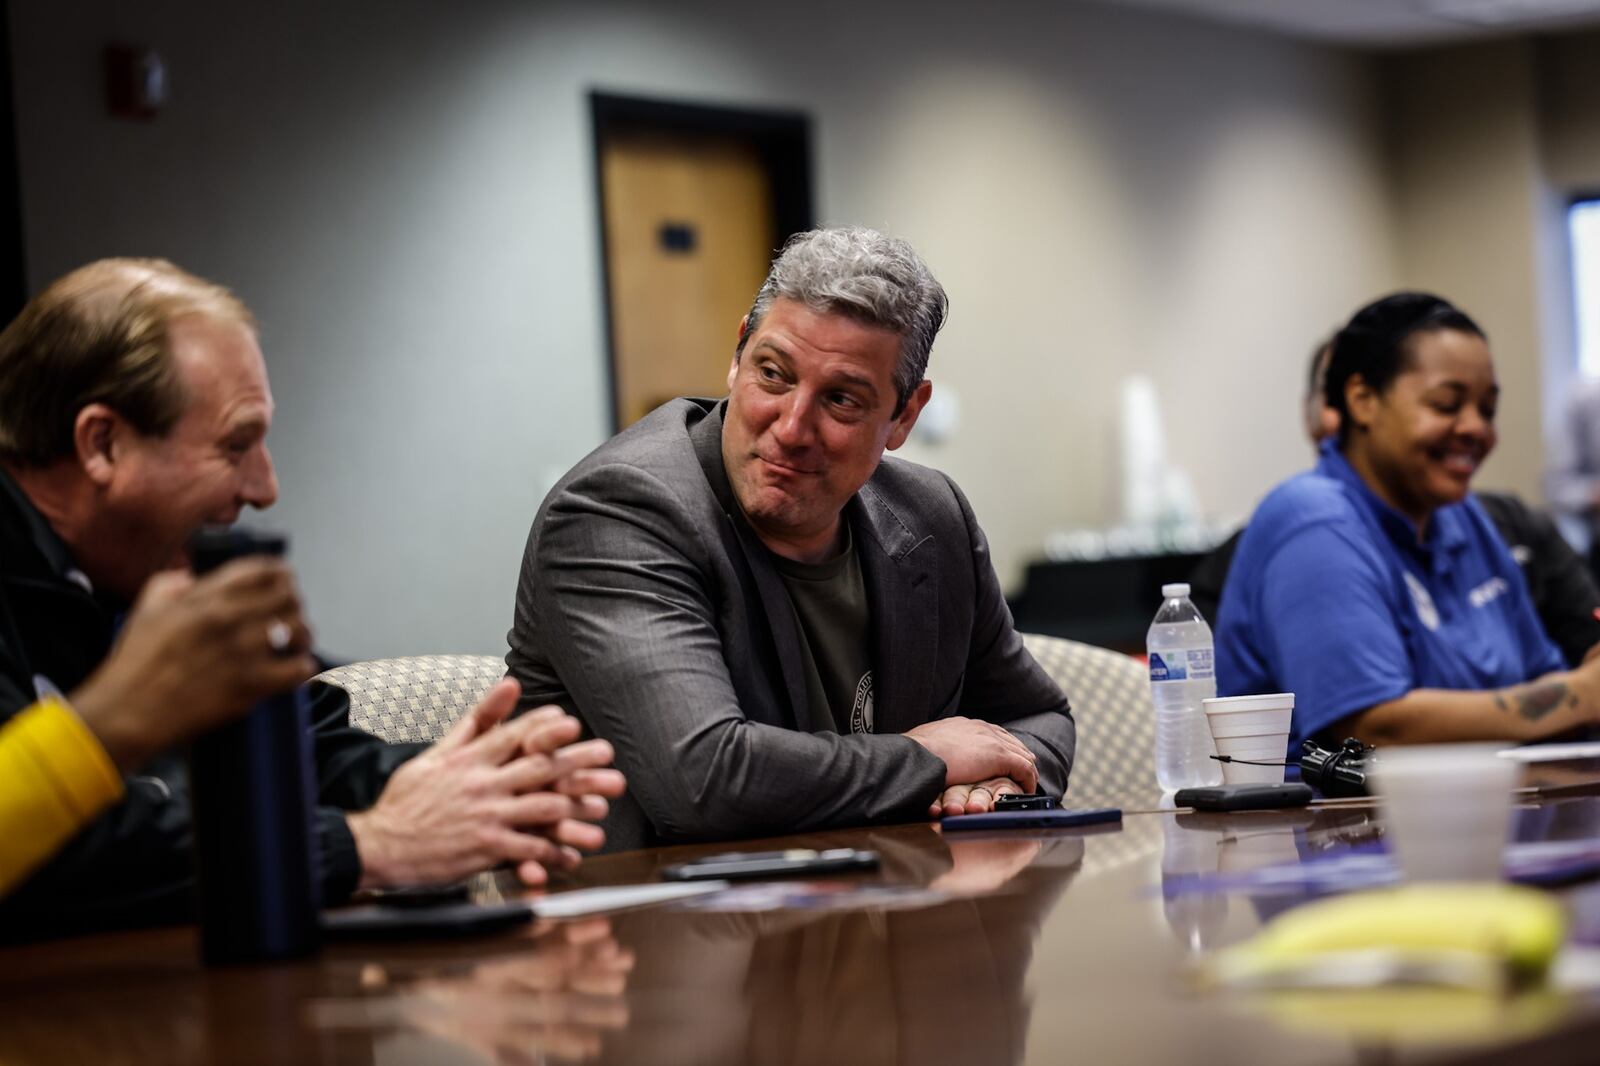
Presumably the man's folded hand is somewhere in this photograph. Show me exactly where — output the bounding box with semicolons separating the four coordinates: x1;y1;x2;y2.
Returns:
348;680;626;889
904;716;1038;797
929;776;1024;818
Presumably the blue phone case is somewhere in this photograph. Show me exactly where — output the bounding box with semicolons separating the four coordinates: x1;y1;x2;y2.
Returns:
941;807;1122;831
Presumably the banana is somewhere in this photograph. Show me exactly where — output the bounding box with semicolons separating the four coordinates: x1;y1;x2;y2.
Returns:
1245;986;1569;1045
1205;883;1567;991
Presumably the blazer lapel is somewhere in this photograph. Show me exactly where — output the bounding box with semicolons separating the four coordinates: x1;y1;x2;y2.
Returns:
689;402;821;732
854;480;939;736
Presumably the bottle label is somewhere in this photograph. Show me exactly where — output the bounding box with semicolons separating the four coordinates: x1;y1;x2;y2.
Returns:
1149;647;1214;682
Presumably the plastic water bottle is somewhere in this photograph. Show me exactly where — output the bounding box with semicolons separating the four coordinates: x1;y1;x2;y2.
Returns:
1148;582;1223;791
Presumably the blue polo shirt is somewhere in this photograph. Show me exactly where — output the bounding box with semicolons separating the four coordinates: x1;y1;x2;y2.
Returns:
1215;440;1563;754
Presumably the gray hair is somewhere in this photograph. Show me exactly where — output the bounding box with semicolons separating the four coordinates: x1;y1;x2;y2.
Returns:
736;227;948;414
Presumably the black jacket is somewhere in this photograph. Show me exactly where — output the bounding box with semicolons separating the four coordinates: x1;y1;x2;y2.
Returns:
1190;490;1600;668
0;469;423;940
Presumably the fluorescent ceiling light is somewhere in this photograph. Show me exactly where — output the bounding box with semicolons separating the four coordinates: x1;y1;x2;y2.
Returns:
1421;0;1600;26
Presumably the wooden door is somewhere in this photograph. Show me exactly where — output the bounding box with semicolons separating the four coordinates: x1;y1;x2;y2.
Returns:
600;130;776;428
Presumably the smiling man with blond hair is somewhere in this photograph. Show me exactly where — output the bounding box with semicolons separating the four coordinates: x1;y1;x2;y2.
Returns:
0;258;622;938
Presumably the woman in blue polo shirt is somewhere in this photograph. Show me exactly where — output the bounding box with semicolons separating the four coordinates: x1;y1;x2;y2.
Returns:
1216;292;1600;754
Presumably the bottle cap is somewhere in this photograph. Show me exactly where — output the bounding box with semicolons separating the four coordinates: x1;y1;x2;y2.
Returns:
1162;583;1191;598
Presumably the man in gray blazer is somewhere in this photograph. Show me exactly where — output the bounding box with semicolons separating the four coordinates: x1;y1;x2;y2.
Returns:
508;227;1074;851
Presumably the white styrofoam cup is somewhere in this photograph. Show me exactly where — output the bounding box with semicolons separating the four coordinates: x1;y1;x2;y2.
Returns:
1204;693;1294;784
1368;743;1519;882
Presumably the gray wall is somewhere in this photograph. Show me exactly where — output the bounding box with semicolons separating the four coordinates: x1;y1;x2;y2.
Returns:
1378;30;1600;498
9;0;1399;659
1383;41;1552;500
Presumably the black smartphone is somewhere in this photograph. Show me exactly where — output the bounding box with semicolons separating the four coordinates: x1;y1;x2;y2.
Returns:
993;793;1058;811
1173;782;1313;812
660;848;879;881
321;900;533;940
942;807;1122;831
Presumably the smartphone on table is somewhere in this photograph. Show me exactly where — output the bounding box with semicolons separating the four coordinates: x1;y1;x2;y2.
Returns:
661;848;879;881
941;807;1122;831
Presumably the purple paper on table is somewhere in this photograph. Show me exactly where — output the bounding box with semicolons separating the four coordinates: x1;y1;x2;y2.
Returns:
1160;838;1600;901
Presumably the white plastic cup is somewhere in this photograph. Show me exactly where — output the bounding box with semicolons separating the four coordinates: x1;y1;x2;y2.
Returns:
1203;694;1294;784
1368;744;1519;882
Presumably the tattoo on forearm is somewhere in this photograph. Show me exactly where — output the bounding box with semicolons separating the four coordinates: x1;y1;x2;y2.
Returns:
1499;682;1569;722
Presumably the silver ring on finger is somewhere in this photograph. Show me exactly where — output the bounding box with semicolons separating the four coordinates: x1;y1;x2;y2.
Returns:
266;618;293;654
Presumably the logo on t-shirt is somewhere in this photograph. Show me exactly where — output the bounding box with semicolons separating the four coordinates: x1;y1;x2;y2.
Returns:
850;671;874;734
1403;571;1441;632
1469;576;1510;610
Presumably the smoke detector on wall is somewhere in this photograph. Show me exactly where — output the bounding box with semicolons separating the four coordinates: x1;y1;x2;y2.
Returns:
105;45;167;121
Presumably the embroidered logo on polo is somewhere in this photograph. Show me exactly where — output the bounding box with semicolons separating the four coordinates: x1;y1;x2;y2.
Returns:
850;672;874;734
1469;576;1511;610
1404;571;1441;632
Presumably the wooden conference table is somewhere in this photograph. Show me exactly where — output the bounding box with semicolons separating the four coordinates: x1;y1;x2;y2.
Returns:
8;771;1600;1065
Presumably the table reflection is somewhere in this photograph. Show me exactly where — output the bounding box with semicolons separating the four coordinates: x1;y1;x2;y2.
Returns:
0;929;368;1066
293;825;1082;1066
589;824;1080;1066
18;779;1600;1065
1160;806;1389;951
310;918;633;1063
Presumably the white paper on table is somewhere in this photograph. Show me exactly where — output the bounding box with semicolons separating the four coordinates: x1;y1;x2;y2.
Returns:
1553;946;1600;991
528;880;731;919
1497;741;1600;763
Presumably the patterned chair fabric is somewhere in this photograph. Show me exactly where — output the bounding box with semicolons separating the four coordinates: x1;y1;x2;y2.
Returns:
314;654;507;744
317;642;1152;801
1020;633;1155;806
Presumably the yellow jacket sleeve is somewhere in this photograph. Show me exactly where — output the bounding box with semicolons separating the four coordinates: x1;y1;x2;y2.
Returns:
0;697;125;896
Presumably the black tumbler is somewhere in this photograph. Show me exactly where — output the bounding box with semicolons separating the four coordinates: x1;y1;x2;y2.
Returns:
187;528;321;965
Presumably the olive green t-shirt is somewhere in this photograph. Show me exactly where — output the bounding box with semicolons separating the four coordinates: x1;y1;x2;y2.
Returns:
772;527;874;735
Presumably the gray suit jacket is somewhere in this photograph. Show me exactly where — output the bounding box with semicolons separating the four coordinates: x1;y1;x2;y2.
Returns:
508;398;1075;851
